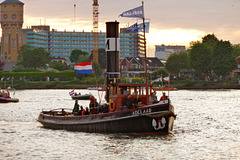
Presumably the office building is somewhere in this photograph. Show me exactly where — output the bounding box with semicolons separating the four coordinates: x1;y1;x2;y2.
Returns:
155;44;186;61
22;26;145;61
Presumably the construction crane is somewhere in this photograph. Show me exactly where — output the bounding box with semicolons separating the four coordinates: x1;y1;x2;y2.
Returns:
74;4;76;21
92;0;99;63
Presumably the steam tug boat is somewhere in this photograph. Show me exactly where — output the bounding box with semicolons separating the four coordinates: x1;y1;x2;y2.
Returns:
37;22;176;134
38;83;176;134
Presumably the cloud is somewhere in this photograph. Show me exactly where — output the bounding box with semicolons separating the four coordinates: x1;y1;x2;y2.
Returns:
145;28;205;57
2;0;240;56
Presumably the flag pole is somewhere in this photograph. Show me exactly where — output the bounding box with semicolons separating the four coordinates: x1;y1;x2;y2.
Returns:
161;74;163;95
168;74;170;98
142;1;149;105
92;61;101;102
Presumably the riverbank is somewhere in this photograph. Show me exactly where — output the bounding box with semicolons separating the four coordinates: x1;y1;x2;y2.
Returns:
0;81;91;90
1;80;240;90
172;80;240;89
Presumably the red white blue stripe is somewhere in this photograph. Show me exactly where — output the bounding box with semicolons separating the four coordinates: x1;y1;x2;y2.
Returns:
69;90;75;96
163;76;169;82
74;62;93;74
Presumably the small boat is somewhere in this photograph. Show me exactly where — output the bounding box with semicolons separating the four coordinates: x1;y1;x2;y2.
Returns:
97;87;106;91
87;87;103;90
71;94;91;100
0;97;19;103
0;89;19;103
153;87;177;91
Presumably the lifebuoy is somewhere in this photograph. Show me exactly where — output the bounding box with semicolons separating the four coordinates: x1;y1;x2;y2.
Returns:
109;101;116;112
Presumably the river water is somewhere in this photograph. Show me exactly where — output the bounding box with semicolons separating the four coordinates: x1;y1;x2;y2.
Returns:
0;89;239;160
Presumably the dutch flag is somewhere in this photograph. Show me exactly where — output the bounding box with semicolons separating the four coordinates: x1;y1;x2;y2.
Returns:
74;62;93;74
69;90;75;96
163;76;169;82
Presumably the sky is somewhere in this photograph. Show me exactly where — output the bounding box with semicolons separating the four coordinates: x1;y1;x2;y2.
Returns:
4;0;240;56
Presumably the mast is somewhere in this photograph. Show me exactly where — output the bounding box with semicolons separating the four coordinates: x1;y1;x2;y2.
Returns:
142;1;149;105
93;0;99;63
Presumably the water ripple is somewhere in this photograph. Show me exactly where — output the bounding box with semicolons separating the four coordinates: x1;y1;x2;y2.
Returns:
0;89;240;159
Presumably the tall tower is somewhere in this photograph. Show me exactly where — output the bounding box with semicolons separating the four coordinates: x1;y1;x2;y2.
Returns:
92;0;99;63
0;0;24;62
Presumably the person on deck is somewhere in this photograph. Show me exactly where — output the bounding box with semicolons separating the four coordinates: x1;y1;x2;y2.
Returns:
89;96;99;114
72;100;79;114
149;91;158;104
123;94;133;109
2;90;9;98
97;104;102;113
134;92;142;107
102;103;109;113
160;92;168;101
61;109;66;116
78;106;84;115
84;107;90;115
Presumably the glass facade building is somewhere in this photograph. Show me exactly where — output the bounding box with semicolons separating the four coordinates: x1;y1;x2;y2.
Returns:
49;30;105;60
22;25;145;61
22;28;49;49
120;28;144;57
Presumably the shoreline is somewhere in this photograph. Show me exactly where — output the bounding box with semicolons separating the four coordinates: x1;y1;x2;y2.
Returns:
1;81;239;90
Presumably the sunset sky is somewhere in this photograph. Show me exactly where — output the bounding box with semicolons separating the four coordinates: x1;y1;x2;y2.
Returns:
3;0;240;56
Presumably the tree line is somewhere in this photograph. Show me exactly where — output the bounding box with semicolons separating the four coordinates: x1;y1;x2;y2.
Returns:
12;45;106;76
165;34;240;81
3;34;240;82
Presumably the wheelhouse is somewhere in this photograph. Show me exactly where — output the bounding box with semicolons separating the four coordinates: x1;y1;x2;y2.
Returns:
107;83;153;111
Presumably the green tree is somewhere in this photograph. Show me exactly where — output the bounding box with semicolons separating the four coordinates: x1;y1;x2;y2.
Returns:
232;44;240;58
202;34;219;48
89;48;106;69
50;61;68;71
165;52;189;75
12;67;41;72
70;49;89;63
17;45;51;69
92;61;103;76
17;45;32;64
151;68;168;80
211;40;236;78
189;34;237;81
189;42;213;81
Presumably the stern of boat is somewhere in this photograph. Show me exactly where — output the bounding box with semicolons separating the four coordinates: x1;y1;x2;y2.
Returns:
168;103;176;131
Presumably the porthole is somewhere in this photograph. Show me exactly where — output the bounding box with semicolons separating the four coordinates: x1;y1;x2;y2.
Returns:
12;14;16;19
3;14;7;19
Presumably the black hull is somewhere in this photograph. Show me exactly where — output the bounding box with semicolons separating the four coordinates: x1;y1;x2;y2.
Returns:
38;101;175;134
71;94;91;100
0;97;19;103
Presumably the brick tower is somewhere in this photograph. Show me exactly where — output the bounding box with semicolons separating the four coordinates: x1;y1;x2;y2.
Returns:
0;0;24;62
